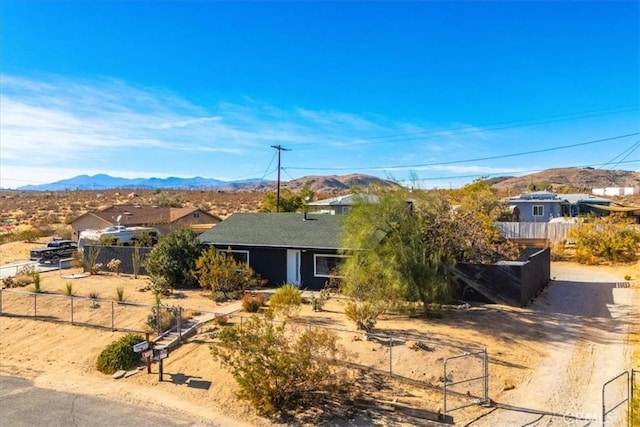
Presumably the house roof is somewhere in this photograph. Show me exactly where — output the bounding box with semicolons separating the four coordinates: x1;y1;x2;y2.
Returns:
307;193;379;207
509;192;612;205
197;212;345;249
560;194;612;205
72;204;221;227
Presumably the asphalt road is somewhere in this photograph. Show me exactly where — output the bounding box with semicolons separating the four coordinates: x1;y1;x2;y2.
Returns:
0;375;209;427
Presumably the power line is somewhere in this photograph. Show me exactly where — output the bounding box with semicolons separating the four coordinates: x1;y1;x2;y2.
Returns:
292;104;640;150
285;132;640;173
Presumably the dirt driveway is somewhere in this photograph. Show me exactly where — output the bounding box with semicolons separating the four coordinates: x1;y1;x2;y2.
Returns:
458;262;638;426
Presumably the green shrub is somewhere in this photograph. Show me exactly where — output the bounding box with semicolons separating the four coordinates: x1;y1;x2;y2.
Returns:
242;292;266;313
146;305;178;333
344;300;383;333
269;284;302;318
96;334;145;374
64;282;75;296
211;316;348;415
32;272;43;293
115;287;125;302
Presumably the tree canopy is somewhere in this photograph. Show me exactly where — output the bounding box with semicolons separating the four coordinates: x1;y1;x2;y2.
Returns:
339;187;518;310
260;182;314;213
146;227;202;292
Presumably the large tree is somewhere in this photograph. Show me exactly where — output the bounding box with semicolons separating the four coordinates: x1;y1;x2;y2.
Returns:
146;228;202;292
340;188;518;310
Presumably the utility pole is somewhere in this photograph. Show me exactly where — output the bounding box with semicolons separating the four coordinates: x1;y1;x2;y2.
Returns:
271;145;290;213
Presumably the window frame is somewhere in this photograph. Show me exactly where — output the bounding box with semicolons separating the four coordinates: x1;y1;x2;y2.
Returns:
216;248;250;265
313;254;347;278
532;205;544;217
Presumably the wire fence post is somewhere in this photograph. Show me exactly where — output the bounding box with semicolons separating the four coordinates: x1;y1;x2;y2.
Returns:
34;293;37;319
177;306;182;341
389;333;393;376
111;300;115;331
484;348;489;405
70;296;74;325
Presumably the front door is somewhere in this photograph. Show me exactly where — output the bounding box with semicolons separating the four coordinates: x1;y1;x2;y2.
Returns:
286;249;301;286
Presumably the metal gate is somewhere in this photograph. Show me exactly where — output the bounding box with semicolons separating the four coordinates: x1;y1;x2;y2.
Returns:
602;371;630;426
443;348;489;415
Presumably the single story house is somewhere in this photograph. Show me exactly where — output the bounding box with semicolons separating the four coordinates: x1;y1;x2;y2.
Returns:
506;192;614;222
307;193;380;215
71;204;222;240
197;212;346;289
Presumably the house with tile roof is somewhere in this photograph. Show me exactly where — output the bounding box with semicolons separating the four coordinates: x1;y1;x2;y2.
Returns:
71;204;222;241
197;212;345;289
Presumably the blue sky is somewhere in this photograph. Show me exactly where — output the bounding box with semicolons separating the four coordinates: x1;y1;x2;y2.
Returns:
1;1;639;189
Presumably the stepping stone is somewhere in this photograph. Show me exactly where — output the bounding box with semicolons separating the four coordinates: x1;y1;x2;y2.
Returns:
112;370;126;379
124;370;138;378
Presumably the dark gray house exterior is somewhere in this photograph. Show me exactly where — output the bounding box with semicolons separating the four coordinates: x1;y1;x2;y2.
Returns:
197;212;346;290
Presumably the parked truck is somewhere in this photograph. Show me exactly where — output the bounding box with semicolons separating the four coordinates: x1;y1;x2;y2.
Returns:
30;239;78;264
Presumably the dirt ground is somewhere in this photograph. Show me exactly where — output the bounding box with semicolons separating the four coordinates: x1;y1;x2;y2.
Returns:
1;240;638;426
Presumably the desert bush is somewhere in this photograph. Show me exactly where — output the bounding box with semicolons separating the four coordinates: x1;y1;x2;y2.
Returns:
115;286;126;302
64;282;75;296
568;215;640;263
310;287;332;312
132;246;144;278
31;272;44;293
14;226;42;242
344;300;383;333
83;246;102;274
107;258;122;275
195;248;257;298
269;284;302;318
17;264;37;276
242;292;266;313
211;316;348;415
96;333;145;374
146;304;179;333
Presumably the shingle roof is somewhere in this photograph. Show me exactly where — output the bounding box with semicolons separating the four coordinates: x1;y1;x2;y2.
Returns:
197;212;345;249
80;204;220;226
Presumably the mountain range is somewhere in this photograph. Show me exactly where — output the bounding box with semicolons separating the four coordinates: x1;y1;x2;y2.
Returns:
16;173;398;193
14;168;640;194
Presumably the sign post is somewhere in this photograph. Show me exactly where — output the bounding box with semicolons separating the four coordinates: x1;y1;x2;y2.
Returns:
155;346;168;382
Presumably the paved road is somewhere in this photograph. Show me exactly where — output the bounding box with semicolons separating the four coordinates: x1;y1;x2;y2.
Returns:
0;375;211;426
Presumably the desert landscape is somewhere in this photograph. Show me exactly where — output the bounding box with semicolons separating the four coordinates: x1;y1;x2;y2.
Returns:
1;236;638;426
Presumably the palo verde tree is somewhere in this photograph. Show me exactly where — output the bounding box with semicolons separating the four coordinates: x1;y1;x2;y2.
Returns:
260;182;314;213
146;227;201;293
194;247;258;300
340;188;518;313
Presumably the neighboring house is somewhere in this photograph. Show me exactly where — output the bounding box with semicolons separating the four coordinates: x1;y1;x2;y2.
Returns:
507;192;614;222
307;193;380;215
71;204;222;240
197;212;345;290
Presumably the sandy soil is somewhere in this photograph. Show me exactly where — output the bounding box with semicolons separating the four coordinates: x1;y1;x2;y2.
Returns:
1;241;637;426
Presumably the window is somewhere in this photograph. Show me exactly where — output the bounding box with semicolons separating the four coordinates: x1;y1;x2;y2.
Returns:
532;205;544;217
216;249;249;264
193;212;200;218
314;254;346;278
